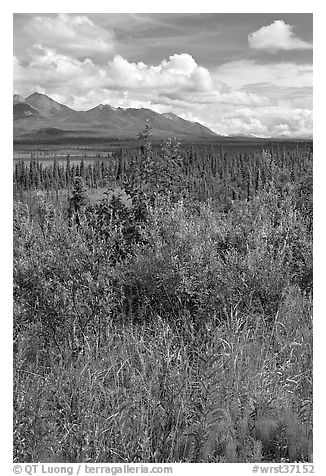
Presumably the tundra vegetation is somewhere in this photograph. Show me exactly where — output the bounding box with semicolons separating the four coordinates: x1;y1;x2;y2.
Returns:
13;130;313;463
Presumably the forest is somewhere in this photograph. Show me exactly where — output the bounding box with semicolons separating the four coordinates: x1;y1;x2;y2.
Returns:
13;129;313;463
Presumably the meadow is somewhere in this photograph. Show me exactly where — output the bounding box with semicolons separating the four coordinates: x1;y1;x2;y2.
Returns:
13;133;313;463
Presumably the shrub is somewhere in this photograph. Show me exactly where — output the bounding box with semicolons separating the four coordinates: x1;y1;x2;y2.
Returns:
13;143;312;463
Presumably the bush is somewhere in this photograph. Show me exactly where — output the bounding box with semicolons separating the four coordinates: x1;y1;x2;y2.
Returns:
13;144;312;463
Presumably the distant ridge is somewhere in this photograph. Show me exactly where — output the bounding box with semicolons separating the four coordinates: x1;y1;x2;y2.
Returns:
13;92;220;141
13;102;41;120
25;92;74;119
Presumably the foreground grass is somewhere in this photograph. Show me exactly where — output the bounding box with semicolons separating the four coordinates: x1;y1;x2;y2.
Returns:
13;186;312;463
14;296;312;463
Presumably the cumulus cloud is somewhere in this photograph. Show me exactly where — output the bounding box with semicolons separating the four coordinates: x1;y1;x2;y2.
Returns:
248;20;312;53
23;14;115;57
14;48;97;93
13;46;312;138
14;49;215;96
217;107;313;138
268;108;313;137
106;54;213;91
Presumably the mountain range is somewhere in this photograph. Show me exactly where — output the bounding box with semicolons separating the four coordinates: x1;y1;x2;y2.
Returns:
13;92;221;142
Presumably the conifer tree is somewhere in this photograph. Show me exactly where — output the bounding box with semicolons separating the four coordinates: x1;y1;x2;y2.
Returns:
69;177;88;227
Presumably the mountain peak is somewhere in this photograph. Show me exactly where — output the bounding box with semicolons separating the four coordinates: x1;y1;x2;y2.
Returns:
26;92;56;103
26;92;61;104
86;104;118;114
27;91;47;98
14;92;220;141
97;104;117;111
25;92;73;119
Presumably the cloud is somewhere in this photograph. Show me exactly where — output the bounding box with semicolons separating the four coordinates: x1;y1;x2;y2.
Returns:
14;48;276;109
248;20;312;53
23;14;115;58
217;107;313;138
106;54;213;92
13;47;312;138
14;49;214;96
214;60;313;90
157;90;273;108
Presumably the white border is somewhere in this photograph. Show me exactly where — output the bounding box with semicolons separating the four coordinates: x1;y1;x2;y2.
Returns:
2;3;323;474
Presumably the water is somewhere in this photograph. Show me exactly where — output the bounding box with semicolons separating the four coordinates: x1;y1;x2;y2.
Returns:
13;150;112;166
13;141;312;166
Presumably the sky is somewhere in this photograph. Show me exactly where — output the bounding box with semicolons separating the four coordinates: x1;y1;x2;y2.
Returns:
13;13;313;138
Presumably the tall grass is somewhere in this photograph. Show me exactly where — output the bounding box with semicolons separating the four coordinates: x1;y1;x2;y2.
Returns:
13;179;312;463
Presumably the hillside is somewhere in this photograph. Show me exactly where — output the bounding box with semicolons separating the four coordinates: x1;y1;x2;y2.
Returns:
13;102;42;121
13;92;220;141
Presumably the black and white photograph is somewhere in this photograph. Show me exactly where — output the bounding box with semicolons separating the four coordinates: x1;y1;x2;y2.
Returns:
12;11;313;467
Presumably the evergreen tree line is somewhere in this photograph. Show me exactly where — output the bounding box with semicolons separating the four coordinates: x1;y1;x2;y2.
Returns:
13;142;313;208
